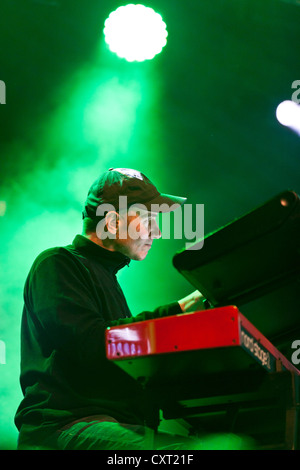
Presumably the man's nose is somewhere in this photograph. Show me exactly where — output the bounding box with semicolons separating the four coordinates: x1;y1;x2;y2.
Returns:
149;220;162;239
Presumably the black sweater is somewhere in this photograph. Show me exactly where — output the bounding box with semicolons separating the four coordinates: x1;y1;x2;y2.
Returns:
15;235;181;445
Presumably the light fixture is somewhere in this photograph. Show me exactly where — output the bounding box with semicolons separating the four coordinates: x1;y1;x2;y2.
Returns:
276;100;300;136
103;4;168;62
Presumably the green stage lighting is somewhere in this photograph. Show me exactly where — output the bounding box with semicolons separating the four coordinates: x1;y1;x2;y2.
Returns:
103;4;168;62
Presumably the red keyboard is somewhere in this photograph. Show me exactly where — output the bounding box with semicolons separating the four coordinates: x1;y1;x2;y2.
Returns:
106;306;300;381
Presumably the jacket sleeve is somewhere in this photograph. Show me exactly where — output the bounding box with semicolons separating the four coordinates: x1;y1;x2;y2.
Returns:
25;251;181;357
24;251;111;365
108;302;183;327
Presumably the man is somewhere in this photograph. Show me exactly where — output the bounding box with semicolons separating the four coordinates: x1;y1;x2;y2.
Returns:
14;168;205;450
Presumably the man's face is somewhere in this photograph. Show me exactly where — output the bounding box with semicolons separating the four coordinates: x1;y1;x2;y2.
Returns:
115;207;162;260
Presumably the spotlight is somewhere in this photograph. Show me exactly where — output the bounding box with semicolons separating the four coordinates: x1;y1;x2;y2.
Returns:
103;4;168;62
276;100;300;135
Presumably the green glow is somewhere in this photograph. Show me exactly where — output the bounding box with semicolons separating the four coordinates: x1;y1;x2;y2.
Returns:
0;15;166;449
104;4;168;62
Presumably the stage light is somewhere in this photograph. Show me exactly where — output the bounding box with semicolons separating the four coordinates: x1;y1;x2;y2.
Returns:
276;100;300;135
103;4;168;62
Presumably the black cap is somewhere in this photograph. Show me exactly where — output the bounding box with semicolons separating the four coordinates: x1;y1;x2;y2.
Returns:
82;168;187;219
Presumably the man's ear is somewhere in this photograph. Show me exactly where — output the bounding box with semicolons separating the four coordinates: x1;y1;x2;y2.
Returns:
105;211;119;235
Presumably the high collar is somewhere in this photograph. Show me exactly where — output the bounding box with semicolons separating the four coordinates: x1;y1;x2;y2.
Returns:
72;234;131;274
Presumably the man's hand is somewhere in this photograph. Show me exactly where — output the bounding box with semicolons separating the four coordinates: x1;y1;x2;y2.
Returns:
178;290;206;313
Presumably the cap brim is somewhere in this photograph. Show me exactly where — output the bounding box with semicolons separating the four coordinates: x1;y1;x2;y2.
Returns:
142;193;187;213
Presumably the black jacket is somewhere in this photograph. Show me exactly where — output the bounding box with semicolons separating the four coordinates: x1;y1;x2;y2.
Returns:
15;235;181;445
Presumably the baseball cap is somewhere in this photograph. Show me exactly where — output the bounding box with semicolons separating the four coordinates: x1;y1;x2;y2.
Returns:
82;168;187;219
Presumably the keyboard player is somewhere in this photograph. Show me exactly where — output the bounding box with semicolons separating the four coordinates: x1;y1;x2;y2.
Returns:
15;168;219;450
